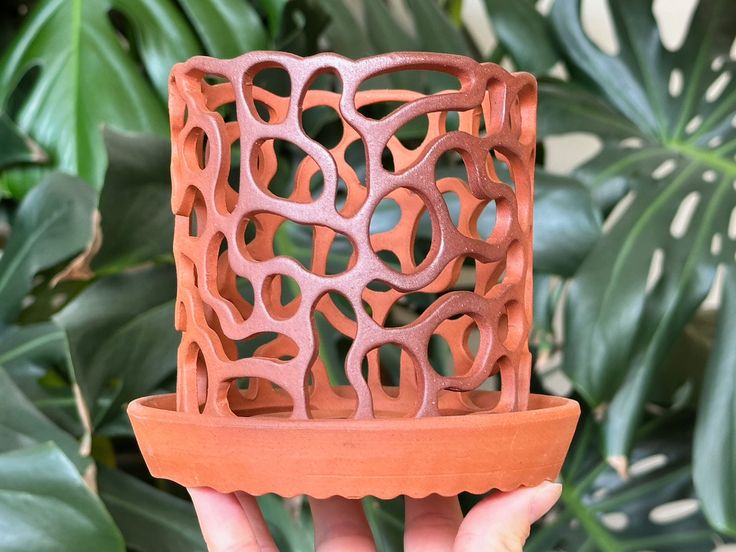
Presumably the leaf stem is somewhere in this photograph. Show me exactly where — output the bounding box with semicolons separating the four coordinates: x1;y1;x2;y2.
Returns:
559;484;621;552
666;141;736;175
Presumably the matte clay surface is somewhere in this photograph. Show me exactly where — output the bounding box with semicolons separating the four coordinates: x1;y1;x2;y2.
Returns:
130;391;579;499
129;51;579;498
170;51;535;418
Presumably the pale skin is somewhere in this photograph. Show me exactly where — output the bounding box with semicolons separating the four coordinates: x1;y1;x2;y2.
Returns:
189;481;561;551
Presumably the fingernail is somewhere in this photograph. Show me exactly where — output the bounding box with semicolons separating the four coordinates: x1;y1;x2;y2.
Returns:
530;482;562;522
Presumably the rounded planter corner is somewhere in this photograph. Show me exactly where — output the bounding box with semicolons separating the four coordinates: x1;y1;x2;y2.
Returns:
128;391;580;499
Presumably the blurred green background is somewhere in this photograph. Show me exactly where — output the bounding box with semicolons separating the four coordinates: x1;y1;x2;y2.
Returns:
0;0;734;550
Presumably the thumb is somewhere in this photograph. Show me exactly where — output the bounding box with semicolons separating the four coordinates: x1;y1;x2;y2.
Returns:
453;481;562;552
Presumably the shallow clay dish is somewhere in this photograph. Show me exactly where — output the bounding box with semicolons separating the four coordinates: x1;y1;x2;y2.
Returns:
129;51;580;499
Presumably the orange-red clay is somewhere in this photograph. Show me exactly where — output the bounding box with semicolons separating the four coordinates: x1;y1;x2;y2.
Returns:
129;51;580;499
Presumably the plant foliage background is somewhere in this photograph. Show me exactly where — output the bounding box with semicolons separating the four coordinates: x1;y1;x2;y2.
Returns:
0;0;734;550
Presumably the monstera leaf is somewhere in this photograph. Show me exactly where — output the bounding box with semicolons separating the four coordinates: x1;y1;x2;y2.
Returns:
539;0;735;509
54;265;178;429
97;466;206;552
0;112;46;172
177;0;268;58
0;0;297;198
0;0;200;197
0;366;87;471
0;172;96;324
527;416;726;552
693;266;736;535
0;443;124;551
92;129;173;274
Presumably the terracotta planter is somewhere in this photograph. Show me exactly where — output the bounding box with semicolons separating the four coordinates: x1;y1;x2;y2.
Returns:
129;51;579;499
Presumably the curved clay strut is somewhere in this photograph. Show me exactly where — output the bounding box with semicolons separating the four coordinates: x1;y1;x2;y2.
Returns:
168;51;536;421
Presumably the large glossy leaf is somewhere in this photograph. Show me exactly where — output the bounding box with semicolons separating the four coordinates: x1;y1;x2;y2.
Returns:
358;0;465;92
178;0;268;58
0;321;67;369
275;1;329;55
0;172;95;323
403;0;472;57
92;129;173;273
0;365;86;471
527;416;727;552
694;266;736;535
260;0;288;38
534;171;602;276
363;497;404;552
0;321;86;436
53;265;178;428
258;495;314;552
545;0;736;463
537;79;644;209
317;0;375;59
0;112;46;173
363;0;417;56
0;443;124;551
481;0;558;73
97;466;205;551
0;0;200;196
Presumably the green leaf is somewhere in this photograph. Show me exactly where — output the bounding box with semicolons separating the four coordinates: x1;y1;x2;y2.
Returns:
537;79;646;210
531;273;562;351
0;0;200;196
110;0;202;100
0;321;67;368
92;129;173;273
0;321;86;437
53;265;178;428
0;172;96;323
482;0;558;73
0;443;124;552
361;0;450;92
693;267;736;535
549;0;736;460
260;0;288;38
528;415;725;552
363;497;404;552
258;495;314;552
178;0;269;58
550;1;659;135
534;171;602;276
0;112;46;171
316;0;374;59
363;0;417;55
0;365;86;471
274;1;329;54
537;80;642;141
97;466;206;551
404;0;472;57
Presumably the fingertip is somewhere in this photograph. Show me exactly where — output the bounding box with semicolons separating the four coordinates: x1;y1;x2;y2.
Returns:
453;482;562;551
471;481;561;521
529;481;562;522
188;486;235;512
187;486;219;502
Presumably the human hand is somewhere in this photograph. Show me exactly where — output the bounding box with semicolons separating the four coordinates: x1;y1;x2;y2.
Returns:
189;481;561;551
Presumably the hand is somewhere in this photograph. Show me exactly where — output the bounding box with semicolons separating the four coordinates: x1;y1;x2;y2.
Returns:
189;481;561;551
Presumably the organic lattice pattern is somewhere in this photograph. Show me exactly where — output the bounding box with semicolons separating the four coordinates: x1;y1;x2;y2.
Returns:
169;52;536;420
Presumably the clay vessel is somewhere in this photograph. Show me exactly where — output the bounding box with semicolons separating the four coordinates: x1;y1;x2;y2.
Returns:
129;51;580;499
